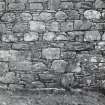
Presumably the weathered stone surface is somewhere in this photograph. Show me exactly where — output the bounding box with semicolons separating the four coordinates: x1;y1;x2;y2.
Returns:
0;23;7;33
0;2;5;11
84;31;101;41
24;32;38;41
8;3;25;10
55;11;67;20
30;3;43;10
95;0;105;8
13;22;28;33
46;21;59;32
51;60;67;73
29;21;45;33
55;35;68;41
61;21;73;32
0;72;16;83
48;0;60;10
74;20;92;30
1;13;16;22
42;48;60;59
60;2;73;10
39;12;52;21
43;32;55;41
84;10;101;20
102;32;105;40
20;13;32;21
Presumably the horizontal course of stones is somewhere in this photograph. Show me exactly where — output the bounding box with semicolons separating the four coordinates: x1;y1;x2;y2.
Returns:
0;0;105;92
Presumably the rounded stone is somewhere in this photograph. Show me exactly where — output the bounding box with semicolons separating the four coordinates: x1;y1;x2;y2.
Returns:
84;10;101;19
84;31;101;41
20;13;32;21
55;35;67;41
24;32;38;41
1;13;16;22
55;11;67;20
51;60;67;73
43;32;55;41
39;12;52;21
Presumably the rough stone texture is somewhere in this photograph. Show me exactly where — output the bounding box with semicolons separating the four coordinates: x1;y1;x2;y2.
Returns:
0;0;104;104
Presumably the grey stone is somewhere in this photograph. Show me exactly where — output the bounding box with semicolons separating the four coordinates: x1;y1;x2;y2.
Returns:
20;13;32;21
8;3;25;10
46;21;59;32
43;32;55;41
55;11;67;20
74;20;92;30
0;2;5;11
95;0;105;8
0;72;16;83
1;13;16;22
13;22;28;33
30;3;43;10
60;2;73;10
84;31;101;41
61;21;73;32
42;48;60;59
29;21;45;33
51;60;67;73
84;10;101;20
102;32;105;40
24;32;38;41
55;35;68;41
39;12;52;21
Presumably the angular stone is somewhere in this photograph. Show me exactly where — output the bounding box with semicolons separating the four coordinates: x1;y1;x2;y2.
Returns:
61;21;73;32
8;3;25;10
48;0;60;10
43;32;55;41
0;2;5;11
95;0;105;9
32;13;40;20
24;32;38;41
46;21;59;32
13;22;28;33
1;13;16;22
39;12;52;21
84;31;101;41
0;23;7;33
20;13;32;21
51;60;67;73
31;81;45;88
60;2;73;10
61;73;74;88
95;42;105;50
84;10;101;20
9;61;32;71
29;21;45;33
55;35;68;41
55;11;67;20
30;3;43;10
0;72;16;83
42;48;60;59
67;10;80;20
102;32;105;40
74;20;92;30
32;62;47;71
0;62;8;76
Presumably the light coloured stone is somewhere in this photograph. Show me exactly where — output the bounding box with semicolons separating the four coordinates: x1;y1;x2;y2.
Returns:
43;32;55;41
30;3;43;10
20;13;32;21
24;32;38;41
42;48;60;59
39;12;52;21
95;0;105;9
51;60;67;73
84;10;101;19
29;21;45;32
84;31;101;41
55;11;67;20
55;35;67;40
102;32;105;40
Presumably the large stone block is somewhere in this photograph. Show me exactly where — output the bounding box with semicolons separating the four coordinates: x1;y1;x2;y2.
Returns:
0;2;5;11
29;21;45;33
95;0;105;8
42;48;60;59
30;3;43;10
51;60;67;73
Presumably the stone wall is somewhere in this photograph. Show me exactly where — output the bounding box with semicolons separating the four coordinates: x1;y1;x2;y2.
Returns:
0;0;105;92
